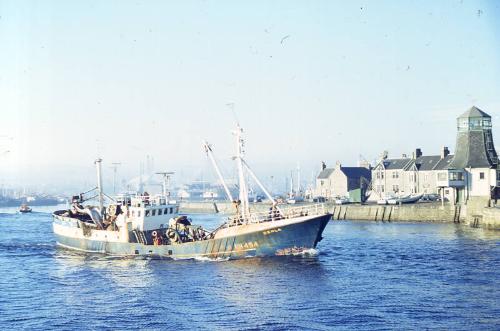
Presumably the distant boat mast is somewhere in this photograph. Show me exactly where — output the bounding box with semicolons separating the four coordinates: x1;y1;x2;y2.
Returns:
155;171;174;198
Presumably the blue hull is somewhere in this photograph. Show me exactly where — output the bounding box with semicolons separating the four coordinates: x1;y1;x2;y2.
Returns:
54;214;331;259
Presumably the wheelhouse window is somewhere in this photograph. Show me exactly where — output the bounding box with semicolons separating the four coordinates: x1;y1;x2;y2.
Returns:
145;210;150;217
152;209;156;216
164;208;169;214
170;207;173;214
158;209;162;215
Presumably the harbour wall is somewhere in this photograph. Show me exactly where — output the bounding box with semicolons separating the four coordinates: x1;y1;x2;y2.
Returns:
179;200;500;230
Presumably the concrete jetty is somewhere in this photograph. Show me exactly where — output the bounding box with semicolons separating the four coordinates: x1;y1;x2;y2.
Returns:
179;200;500;230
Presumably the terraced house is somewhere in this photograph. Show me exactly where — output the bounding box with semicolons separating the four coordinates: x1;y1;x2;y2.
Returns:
371;147;453;199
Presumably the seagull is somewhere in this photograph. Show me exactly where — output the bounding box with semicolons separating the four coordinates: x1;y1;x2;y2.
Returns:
280;35;290;45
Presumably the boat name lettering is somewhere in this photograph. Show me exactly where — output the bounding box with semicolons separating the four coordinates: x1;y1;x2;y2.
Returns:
263;228;282;235
234;241;259;250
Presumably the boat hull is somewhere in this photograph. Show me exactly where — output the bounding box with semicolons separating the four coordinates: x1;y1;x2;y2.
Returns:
53;213;331;259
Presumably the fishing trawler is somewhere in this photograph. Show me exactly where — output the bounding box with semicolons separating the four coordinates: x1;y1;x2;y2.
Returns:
52;125;331;259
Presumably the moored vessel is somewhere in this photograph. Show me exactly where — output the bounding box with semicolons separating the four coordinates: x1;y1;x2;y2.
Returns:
52;126;331;259
19;204;32;213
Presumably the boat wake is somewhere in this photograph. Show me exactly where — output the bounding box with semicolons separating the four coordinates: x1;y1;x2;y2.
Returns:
190;256;231;262
295;248;319;256
275;247;319;256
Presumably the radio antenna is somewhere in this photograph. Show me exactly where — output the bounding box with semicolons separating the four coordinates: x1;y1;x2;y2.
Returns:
226;102;239;126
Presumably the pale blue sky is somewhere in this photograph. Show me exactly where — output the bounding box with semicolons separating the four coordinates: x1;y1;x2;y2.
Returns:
0;1;499;192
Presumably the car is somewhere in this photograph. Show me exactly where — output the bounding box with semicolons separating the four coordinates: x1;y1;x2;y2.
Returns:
313;196;326;203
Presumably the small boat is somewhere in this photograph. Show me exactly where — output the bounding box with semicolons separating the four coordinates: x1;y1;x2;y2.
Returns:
335;197;350;205
52;125;331;259
19;204;32;213
202;190;218;200
286;195;304;204
286;166;305;204
388;194;423;205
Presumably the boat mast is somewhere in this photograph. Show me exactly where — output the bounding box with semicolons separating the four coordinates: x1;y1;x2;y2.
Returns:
297;164;301;194
203;140;234;202
235;125;250;219
156;172;174;198
95;158;104;212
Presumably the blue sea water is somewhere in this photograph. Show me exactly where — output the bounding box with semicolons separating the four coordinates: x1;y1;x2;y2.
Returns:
0;205;499;330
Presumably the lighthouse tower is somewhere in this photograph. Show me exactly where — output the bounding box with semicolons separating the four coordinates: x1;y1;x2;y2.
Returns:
448;106;499;201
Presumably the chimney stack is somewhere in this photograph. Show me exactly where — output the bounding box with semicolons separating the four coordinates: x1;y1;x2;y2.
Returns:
321;161;326;171
415;148;422;158
441;146;450;158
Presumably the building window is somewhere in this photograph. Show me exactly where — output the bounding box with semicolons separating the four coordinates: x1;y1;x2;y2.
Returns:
145;210;150;217
158;209;162;215
438;173;447;181
170;207;173;214
445;190;449;194
320;180;324;185
152;209;156;216
449;172;463;181
480;172;485;180
131;210;135;217
138;211;141;217
164;208;169;214
393;185;399;192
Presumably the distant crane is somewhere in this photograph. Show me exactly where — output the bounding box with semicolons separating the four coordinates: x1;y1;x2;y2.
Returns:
110;162;121;194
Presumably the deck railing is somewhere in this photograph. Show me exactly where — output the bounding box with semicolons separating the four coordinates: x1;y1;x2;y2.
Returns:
226;203;327;227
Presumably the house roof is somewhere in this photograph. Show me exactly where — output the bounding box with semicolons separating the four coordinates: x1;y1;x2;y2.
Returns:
434;155;454;170
341;167;372;180
459;106;491;119
414;156;442;171
381;158;413;170
379;155;455;172
317;168;334;179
